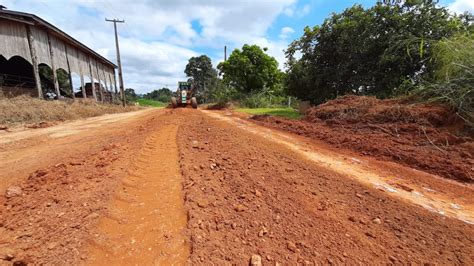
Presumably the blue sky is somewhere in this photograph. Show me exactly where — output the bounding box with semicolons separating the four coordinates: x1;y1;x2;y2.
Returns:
2;0;472;93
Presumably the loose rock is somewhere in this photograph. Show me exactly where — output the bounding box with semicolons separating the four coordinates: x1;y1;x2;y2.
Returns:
250;254;262;266
0;248;16;261
287;241;298;252
254;189;262;197
197;199;209;208
5;186;22;198
234;204;246;212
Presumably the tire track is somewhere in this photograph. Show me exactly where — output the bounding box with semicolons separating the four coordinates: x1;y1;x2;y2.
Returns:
84;123;189;265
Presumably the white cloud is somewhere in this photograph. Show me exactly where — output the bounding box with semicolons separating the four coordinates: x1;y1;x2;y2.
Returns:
448;0;474;13
279;27;295;39
299;4;311;17
283;2;311;17
3;0;296;93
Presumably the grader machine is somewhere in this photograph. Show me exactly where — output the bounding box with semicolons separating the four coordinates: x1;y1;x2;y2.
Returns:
170;81;198;109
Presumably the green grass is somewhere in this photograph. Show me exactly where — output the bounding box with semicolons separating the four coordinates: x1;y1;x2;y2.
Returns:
136;98;167;108
236;107;302;119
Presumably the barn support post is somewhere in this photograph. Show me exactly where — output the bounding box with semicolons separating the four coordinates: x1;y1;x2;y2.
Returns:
26;26;43;99
110;77;115;102
96;64;104;102
64;45;75;100
46;33;60;98
80;74;86;99
88;57;97;101
113;68;119;100
103;78;109;102
105;80;112;103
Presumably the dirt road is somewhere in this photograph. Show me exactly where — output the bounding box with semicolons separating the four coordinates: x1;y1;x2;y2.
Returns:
0;108;473;265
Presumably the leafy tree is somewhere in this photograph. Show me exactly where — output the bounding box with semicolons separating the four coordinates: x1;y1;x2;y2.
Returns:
38;66;71;97
218;44;282;93
286;0;472;103
124;88;137;103
144;87;173;102
184;55;218;93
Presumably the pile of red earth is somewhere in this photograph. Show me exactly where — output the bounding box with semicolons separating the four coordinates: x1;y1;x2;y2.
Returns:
251;95;473;183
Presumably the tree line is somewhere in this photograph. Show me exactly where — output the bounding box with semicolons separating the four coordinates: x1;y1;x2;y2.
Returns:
182;0;472;122
132;0;472;122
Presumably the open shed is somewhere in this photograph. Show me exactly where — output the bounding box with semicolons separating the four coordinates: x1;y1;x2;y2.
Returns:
0;8;118;101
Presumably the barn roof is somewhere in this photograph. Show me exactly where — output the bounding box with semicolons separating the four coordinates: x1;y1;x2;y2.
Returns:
0;9;117;68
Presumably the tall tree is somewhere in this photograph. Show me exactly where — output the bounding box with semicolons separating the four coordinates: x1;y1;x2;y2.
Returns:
285;0;471;103
124;88;137;103
184;55;217;93
218;44;282;93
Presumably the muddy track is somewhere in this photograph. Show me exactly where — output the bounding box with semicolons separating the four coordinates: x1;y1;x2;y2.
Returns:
0;108;473;265
86;120;189;265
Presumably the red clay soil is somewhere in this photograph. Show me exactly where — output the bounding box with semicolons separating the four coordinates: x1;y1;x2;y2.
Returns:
0;111;164;265
251;95;473;183
178;111;474;265
1;108;473;265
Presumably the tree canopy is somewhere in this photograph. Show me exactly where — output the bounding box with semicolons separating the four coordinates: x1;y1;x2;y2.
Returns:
143;87;172;102
285;0;472;103
218;44;282;93
124;88;137;103
184;55;218;93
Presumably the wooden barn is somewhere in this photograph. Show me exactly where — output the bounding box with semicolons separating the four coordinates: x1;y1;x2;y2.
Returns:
0;8;118;101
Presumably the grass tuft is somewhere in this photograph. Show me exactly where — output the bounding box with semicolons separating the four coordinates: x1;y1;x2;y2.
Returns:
236;107;301;119
0;96;141;126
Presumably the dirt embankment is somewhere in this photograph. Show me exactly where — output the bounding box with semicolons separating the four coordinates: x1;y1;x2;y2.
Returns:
178;111;474;265
252;95;473;183
0;96;140;128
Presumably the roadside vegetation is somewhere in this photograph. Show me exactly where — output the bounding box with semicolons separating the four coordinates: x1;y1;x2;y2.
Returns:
136;98;166;108
0;96;140;127
236;107;301;119
178;0;472;126
124;87;172;108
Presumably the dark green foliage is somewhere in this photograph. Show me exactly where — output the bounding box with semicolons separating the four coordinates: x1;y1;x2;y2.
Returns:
286;0;471;104
124;88;137;103
39;66;71;97
185;55;218;93
205;79;238;105
143;87;173;103
218;44;282;93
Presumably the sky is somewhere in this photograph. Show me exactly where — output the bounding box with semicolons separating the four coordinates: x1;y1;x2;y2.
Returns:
2;0;473;94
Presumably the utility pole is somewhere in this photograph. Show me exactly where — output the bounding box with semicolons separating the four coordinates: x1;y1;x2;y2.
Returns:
224;46;227;61
106;18;125;107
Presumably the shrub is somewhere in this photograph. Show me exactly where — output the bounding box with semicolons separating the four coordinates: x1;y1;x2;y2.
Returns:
415;34;474;127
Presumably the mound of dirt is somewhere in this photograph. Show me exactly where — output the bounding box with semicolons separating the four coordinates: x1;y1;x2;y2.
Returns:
251;95;473;183
306;96;458;126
